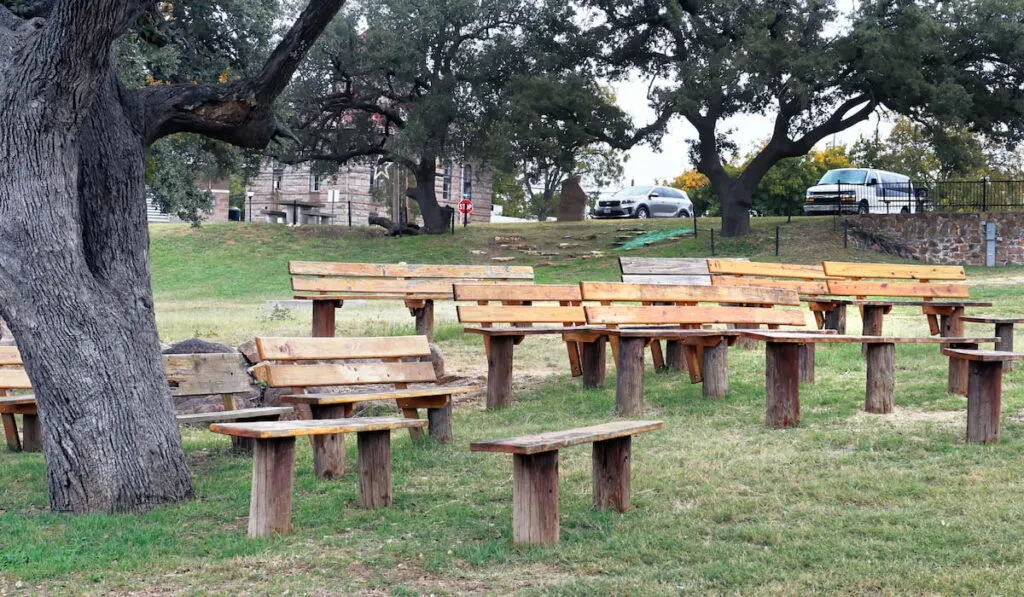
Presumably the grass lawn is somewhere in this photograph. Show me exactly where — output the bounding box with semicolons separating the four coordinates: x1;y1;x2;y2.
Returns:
4;219;1024;595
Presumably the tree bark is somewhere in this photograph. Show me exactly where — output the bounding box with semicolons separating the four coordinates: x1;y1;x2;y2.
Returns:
407;156;452;233
713;175;755;238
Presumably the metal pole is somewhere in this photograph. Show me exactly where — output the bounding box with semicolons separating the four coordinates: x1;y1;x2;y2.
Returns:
843;222;848;248
787;207;791;224
775;225;780;256
693;212;698;237
348;201;352;227
450;210;455;235
710;228;715;256
982;178;988;212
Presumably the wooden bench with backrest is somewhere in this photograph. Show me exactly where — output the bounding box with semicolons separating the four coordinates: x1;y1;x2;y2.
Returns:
619;256;748;286
707;259;848;331
289;261;534;341
210;417;428;537
252;335;478;479
0;349;291;453
454;285;587;410
470;420;665;545
577;285;807;414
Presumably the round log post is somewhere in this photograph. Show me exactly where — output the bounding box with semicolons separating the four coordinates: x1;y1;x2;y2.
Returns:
248;437;297;538
357;430;393;508
21;414;42;452
486;336;516;410
702;341;729;399
966;360;1004;444
664;340;687;372
581;337;608;389
309;404;347;479
824;304;847;334
427;402;454;442
311;299;340;338
995;323;1015;370
1;413;20;451
615;337;647;416
592;436;631;512
861;305;886;356
413;300;435;342
513;450;559;545
946;341;976;396
765;342;801;429
798;343;815;384
864;343;895;414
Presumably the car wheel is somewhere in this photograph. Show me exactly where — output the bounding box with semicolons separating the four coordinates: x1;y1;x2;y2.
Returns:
677;209;691;218
900;207;910;214
635;206;650;219
858;201;869;215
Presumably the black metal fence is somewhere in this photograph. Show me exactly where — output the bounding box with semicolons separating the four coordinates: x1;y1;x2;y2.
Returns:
922;179;1024;212
805;179;1024;214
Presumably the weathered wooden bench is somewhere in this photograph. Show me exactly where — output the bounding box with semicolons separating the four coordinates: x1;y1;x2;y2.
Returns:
942;349;1024;444
0;349;290;453
253;335;478;478
289;261;534;341
619;256;747;286
210;417;428;537
745;331;997;429
455;286;587;409
579;287;807;414
470;420;665;545
961;316;1024;370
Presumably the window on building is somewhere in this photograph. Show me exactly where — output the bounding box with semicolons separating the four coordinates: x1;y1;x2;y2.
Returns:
310;173;321;192
462;163;472;200
369;163;376;188
443;162;452;202
273;173;283;190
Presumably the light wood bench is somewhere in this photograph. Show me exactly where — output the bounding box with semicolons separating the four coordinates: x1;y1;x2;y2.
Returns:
961;316;1024;370
253;336;478;478
289;262;534;341
210;417;428;537
579;288;807;414
0;349;290;453
744;332;997;429
455;285;587;410
943;349;1024;444
470;420;665;545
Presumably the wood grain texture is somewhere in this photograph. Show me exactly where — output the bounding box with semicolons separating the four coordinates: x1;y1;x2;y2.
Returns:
470;421;665;455
453;284;582;302
0;368;32;390
163;353;252;396
615;337;646;416
702;341;729;399
995;323;1015;370
252;362;437;388
827;280;969;299
426;401;454;442
209;416;428;439
256;336;431;361
293;277;457;295
486;335;516;410
942;349;1024;362
711;276;830;296
822;261;966;280
308;404;348;479
457;305;586;325
176;407;293;424
966;360;1003;444
289;261;534;279
707;260;831;279
621;274;712;286
963;316;1024;324
357;430;393;508
311;300;338;337
248;437;296;538
739;332;994;344
765;343;801;429
798;343;815;384
865;343;895;414
619;257;716;276
579;282;799;305
20;414;41;452
581;337;607;389
585;305;807;327
0;347;22;365
592;436;631;512
2;413;20;451
283;386;478;405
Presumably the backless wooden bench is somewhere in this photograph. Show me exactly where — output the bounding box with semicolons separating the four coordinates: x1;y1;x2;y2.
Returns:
961;316;1024;370
470;420;665;545
210;417;428;537
942;349;1024;444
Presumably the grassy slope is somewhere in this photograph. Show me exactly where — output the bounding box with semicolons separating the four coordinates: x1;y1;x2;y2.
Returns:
4;219;1024;594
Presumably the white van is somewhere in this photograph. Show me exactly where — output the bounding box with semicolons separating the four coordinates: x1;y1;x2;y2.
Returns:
803;168;918;215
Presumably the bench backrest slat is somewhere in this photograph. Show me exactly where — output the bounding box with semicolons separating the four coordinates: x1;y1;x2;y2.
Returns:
453;284;582;302
619;257;748;287
826;281;970;299
256;336;431;361
470;420;665;454
579;282;799;306
0;346;22;366
711;276;830;296
289;261;534;280
707;260;832;280
584;305;807;326
293;278;457;295
255;362;437;387
457;305;587;325
0;368;32;390
822;262;966;281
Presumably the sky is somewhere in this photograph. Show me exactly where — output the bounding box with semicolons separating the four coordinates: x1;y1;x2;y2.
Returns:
608;74;894;191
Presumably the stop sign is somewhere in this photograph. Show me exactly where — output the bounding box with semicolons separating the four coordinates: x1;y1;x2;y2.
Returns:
458;199;473;214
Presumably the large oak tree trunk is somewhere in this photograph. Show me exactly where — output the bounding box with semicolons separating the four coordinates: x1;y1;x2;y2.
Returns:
407;156;452;233
709;174;754;237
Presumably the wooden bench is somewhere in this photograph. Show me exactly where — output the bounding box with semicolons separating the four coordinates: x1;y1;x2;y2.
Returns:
942;349;1024;444
578;288;807;414
455;286;587;410
0;349;290;453
744;331;997;429
619;256;747;286
289;261;534;340
707;259;849;332
210;417;428;537
470;420;665;545
253;335;478;478
961;316;1024;370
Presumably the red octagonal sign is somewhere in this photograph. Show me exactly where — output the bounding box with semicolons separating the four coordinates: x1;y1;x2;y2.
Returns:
458;199;473;214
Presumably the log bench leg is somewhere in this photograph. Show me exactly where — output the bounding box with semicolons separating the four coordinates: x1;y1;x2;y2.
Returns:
766;342;801;429
946;342;977;397
309;404;347;479
412;300;435;342
426;402;454;442
799;344;815;384
487;336;516;410
941;309;969;394
702;341;729;399
967;360;1004;444
996;323;1015;371
248;437;296;538
357;430;393;508
824;304;847;334
616;337;647;416
581;337;607;389
864;343;895;414
20;414;41;452
312;300;340;337
2;413;21;452
513;450;559;545
665;340;687;372
593;436;630;512
861;305;886;356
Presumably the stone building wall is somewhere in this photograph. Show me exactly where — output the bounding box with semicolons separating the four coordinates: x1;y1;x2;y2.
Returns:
847;213;1024;265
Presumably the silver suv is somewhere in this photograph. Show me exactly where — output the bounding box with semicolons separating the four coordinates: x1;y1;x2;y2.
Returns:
593;185;693;219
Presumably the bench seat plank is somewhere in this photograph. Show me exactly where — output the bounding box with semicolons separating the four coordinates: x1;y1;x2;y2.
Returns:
585;305;807;326
210;416;428;439
283;385;480;405
453;284;581;302
176;406;294;424
822;262;966;280
463;326;591;336
256;336;430;361
941;349;1024;362
961;316;1024;324
742;332;997;344
842;299;992;307
470;420;665;455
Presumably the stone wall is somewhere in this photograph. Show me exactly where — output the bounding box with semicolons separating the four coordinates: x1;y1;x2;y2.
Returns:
846;212;1024;265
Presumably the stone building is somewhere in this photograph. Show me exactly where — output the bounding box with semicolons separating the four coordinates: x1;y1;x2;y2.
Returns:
245;160;493;227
